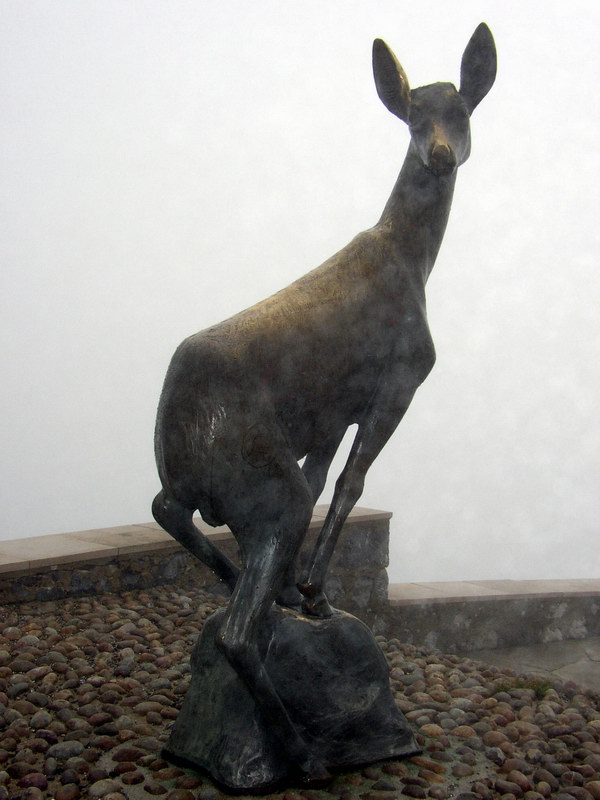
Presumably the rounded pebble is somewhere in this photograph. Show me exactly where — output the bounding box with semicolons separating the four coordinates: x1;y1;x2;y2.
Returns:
88;779;122;797
0;585;598;800
55;786;81;800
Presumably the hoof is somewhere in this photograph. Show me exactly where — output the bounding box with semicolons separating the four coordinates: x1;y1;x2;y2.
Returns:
276;586;303;611
296;755;331;785
301;593;333;618
297;581;333;618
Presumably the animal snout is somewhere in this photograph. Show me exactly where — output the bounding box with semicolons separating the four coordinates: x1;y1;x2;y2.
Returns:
428;142;457;177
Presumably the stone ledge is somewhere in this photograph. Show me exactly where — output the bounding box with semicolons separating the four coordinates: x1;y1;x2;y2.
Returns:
389;578;600;604
0;505;391;577
3;514;598;654
0;507;391;620
385;580;600;653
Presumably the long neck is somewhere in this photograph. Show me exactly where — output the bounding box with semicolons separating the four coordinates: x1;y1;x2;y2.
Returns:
378;141;457;284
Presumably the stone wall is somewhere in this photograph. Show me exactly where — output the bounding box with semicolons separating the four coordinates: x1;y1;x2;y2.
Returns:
4;514;599;652
382;594;600;653
0;514;391;627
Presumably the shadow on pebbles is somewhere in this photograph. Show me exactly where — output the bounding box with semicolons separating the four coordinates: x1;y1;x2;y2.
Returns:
1;585;600;800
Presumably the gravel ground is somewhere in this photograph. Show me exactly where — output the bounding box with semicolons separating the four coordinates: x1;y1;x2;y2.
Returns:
1;584;600;800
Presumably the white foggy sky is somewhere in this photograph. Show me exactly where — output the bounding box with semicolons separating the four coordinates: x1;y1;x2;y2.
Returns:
1;1;599;583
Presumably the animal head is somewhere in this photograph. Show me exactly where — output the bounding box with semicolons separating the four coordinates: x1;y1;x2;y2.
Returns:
373;23;497;177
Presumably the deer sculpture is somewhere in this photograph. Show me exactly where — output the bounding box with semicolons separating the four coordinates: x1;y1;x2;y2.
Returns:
153;24;496;781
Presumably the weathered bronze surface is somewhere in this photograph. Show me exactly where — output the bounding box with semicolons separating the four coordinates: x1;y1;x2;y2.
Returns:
153;23;496;788
165;605;419;789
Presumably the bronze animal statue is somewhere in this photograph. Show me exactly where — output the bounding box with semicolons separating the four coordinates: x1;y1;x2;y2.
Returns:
153;23;496;781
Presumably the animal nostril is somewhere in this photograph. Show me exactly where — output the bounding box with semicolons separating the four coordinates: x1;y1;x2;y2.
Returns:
429;143;456;176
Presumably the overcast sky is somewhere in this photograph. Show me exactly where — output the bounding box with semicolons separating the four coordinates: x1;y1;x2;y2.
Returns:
1;1;599;583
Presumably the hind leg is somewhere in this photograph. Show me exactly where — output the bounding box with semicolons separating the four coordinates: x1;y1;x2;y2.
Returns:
275;429;348;610
216;456;329;780
152;490;239;592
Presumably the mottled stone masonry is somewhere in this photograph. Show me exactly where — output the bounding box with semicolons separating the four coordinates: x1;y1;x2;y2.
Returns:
0;515;390;627
2;514;599;652
384;595;600;653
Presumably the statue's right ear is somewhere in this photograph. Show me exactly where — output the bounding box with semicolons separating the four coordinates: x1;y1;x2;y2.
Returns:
372;39;411;123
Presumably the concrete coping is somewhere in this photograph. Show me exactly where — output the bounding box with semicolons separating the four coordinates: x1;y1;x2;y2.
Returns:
0;505;392;577
2;509;597;608
389;579;600;605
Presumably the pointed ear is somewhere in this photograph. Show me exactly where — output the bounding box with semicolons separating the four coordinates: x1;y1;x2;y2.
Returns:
372;38;411;123
459;23;497;114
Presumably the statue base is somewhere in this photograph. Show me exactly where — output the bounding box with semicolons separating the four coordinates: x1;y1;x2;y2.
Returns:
164;605;420;790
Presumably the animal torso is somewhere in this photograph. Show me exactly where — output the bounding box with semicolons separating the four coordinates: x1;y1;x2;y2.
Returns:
159;221;437;464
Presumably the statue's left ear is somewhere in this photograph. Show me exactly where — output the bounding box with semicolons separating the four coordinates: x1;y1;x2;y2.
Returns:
459;23;497;114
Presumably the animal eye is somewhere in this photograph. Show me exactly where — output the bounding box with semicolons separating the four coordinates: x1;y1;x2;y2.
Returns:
445;106;463;122
444;109;468;131
408;115;427;132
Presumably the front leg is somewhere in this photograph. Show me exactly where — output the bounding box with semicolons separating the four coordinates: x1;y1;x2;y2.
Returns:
302;427;347;504
298;381;418;617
